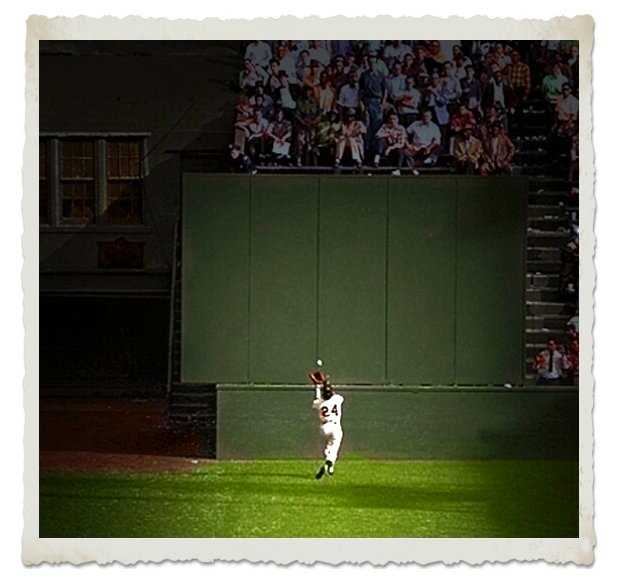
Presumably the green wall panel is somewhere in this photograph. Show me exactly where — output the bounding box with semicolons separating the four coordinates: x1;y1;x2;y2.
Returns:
217;386;578;460
455;178;527;384
182;175;250;383
182;175;526;386
318;177;387;383
250;177;318;383
387;178;457;384
217;388;318;459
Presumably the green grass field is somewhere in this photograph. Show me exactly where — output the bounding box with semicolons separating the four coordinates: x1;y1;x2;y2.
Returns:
39;459;578;538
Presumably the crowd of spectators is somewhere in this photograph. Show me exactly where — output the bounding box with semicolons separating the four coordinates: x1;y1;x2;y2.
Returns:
230;40;579;175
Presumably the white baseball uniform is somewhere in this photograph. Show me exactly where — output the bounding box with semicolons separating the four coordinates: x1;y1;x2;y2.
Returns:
313;385;344;465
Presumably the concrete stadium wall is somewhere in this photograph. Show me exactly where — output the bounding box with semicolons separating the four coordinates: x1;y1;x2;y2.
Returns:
182;174;528;386
217;386;578;460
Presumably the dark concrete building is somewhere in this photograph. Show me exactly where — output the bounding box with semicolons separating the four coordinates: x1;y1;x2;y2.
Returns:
39;41;242;395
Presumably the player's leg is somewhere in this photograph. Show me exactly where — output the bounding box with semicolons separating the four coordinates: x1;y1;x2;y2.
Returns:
315;428;329;480
324;425;343;475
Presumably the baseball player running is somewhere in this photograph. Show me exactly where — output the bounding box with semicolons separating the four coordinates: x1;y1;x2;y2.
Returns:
309;369;344;480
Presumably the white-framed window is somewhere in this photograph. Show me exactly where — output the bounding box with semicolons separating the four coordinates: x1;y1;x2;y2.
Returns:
39;134;148;227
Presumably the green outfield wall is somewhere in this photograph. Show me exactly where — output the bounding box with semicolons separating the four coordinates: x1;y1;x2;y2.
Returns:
182;174;527;386
216;385;579;460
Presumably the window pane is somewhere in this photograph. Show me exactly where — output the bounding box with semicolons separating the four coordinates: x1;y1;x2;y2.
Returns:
61;140;95;223
61;181;95;222
107;181;142;224
106;139;144;224
107;140;142;178
62;141;95;179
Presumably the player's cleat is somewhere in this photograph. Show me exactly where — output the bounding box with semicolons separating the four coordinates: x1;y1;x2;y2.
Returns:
315;465;326;480
326;460;334;476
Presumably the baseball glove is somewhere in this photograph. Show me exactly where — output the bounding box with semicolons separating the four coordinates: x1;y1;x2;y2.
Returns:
308;370;328;385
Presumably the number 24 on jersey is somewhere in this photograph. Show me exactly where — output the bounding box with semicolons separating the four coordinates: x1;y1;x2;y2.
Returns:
321;404;339;418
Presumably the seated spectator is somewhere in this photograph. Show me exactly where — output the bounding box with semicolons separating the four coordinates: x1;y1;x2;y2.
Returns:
481;50;501;78
494;42;512;71
293;85;321;166
452;45;472;71
475;107;508;141
244;40;273;71
330;54;348;92
266;108;293;165
295;50;312;83
405;109;442;168
329;41;352;60
274;44;298;82
265;58;283;95
453;127;483;174
343;52;359;76
401;52;417;78
440;61;463;112
337;72;360;110
248;94;274;122
239;58;268;92
460;64;482;115
248;83;274;118
553;52;573;84
534;339;567;386
395;75;422;128
375;112;408;170
308;40;331;67
358;49;389;77
387;61;408;108
333;108;367;168
453;53;470;80
302;59;323;92
273;70;297;114
479;122;515;175
470;40;491;63
235;109;270;163
538;40;561;70
450;103;476;136
383;40;413;69
542;63;570;106
322;62;335;83
229;144;256;174
427;40;448;71
314;72;337;116
482;70;518;130
413;43;433;77
315;110;339;166
234;93;253;122
554;83;579;137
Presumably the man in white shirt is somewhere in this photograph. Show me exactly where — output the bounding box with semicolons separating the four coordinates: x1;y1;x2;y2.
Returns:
309;370;344;479
338;72;360;110
554;83;579;137
308;40;331;67
535;340;566;385
382;40;412;69
405;109;442;169
387;61;408;106
244;41;273;71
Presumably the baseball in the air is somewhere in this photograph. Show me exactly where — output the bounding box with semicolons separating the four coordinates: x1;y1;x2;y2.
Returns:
316;359;323;367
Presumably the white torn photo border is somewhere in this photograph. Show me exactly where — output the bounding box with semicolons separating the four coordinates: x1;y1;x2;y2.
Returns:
24;14;594;566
